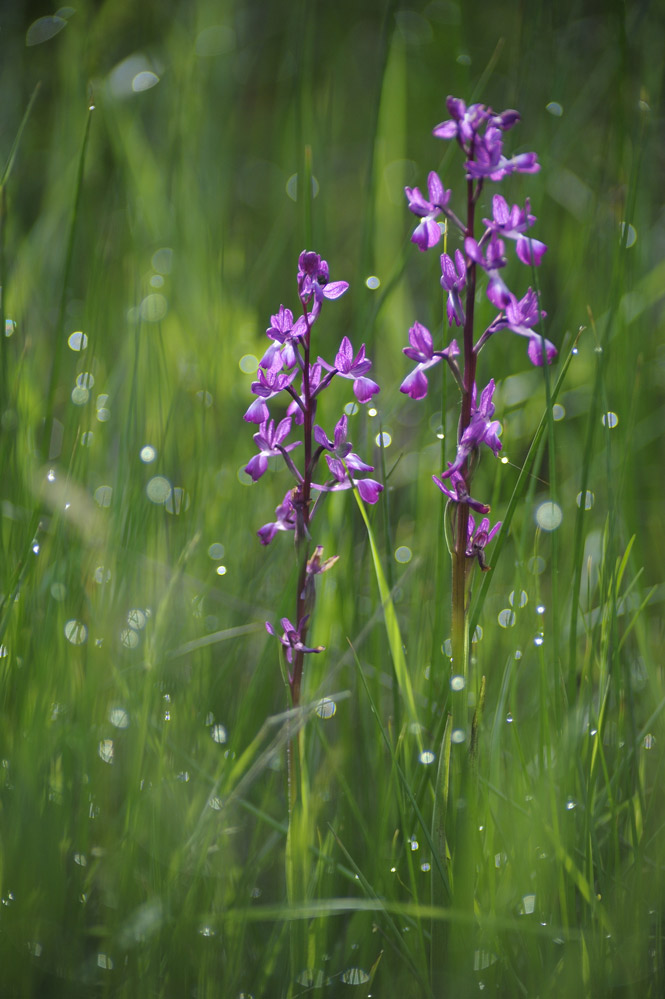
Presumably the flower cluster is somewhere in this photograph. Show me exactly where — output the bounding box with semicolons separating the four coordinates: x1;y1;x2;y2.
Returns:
402;96;557;567
244;251;382;699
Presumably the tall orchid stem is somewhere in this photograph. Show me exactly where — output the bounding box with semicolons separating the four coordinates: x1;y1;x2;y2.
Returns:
450;176;478;685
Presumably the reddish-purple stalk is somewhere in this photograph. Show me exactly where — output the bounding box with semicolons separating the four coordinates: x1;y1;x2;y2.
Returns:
451;174;482;678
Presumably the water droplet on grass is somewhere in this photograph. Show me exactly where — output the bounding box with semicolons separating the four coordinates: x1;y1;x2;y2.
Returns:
498;608;516;628
120;628;139;649
536;604;545;615
109;707;129;729
81;431;94;446
534;633;544;646
442;638;453;657
365;275;380;289
97;953;114;970
127;609;147;630
26;14;68;45
315;698;336;719
68;331;88;351
620;222;637;248
98;740;114;764
527;556;545;575
198;925;215;937
76;372;94;389
394;545;411;563
50;583;66;601
344;401;359;416
644;733;656;749
341;967;370;985
211;724;227;744
450;675;465;691
565;797;576;810
71;385;89;406
94;566;111;584
520;894;536;915
146;476;172;504
535;501;562;531
94;485;112;508
545;101;563;116
576;490;595;509
239;354;258;373
74;852;87;866
375;431;392;447
471;625;483;642
140;293;168;322
419;750;435;765
140;445;157;463
215;565;227;576
602;411;619;428
208;542;225;559
64;620;87;645
509;589;528;607
132;70;159;92
451;729;466;744
552;403;565;421
5;319;16;337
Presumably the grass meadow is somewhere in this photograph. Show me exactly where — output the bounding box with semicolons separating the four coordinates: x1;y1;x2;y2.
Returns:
1;1;665;995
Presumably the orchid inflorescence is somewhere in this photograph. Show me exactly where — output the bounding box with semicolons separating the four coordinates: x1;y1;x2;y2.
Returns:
244;250;382;701
402;96;556;570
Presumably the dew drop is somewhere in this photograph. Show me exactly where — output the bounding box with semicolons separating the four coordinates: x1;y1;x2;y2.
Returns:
471;625;483;643
601;411;619;429
419;749;436;765
96;408;111;423
5;319;16;337
139;445;157;463
619;222;637;248
576;490;595;509
552;403;565;421
236;356;261;380
442;638;453;658
375;431;392;447
520;894;536;915
120;628;139;649
68;331;88;351
367;407;378;418
533;633;544;647
514;649;523;660
97;953;114;970
50;582;66;601
74;852;87;866
146;476;172;504
565;797;576;811
546;101;563;116
536;604;545;615
571;346;579;355
108;706;130;729
535;500;563;531
420;861;431;872
644;733;656;749
132;70;159;92
81;431;94;446
498;608;516;628
506;712;513;724
451;729;466;744
343;401;359;416
150;274;164;288
394;545;411;563
76;372;95;389
127;609;147;631
139;293;168;322
365;275;380;289
450;675;465;691
71;386;90;406
94;566;111;584
98;740;114;764
94;485;112;508
211;724;227;744
198;925;215;937
64;620;87;645
341;967;370;985
315;697;337;719
509;589;528;608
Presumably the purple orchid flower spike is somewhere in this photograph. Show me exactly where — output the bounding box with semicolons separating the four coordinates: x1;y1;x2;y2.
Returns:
315;455;383;505
440;249;467;327
433;97;489;147
245;417;301;482
404;171;451;251
319;336;380;403
265;615;324;668
257;489;297;545
465;127;540;182
297;250;348;317
260;305;308;369
432;469;490;514
439;379;502;480
503;288;556;366
484;195;547;266
464;235;512;309
466;514;501;571
245;358;298;424
400;322;460;400
315;416;378;474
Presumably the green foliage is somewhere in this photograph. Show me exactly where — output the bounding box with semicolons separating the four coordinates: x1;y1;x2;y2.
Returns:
1;1;664;995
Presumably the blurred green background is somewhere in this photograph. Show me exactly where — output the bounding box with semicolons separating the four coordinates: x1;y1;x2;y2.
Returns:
1;0;664;995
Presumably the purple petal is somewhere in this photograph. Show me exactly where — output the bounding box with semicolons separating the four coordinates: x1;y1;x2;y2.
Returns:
323;280;349;300
353;376;380;403
400;367;429;400
334;336;353;372
515;236;547;267
245;454;268;481
527;335;557;366
357;478;383;504
244;397;270;424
